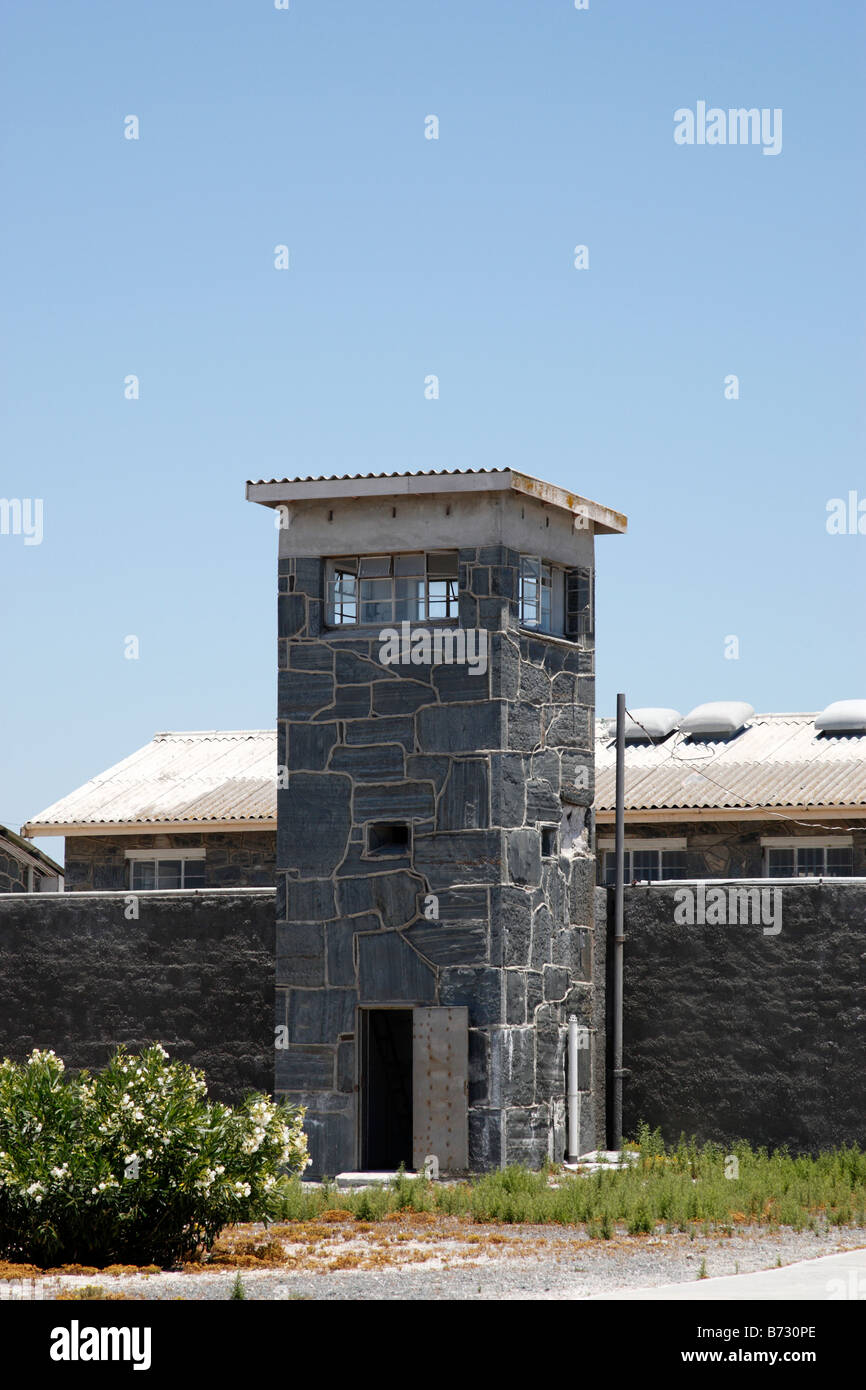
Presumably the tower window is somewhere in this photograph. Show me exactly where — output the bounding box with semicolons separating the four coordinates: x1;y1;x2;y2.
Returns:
326;552;458;626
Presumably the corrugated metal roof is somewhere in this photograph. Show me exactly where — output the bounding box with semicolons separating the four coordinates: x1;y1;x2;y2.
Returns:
23;732;277;834
246;468;506;485
595;713;866;815
0;824;64;875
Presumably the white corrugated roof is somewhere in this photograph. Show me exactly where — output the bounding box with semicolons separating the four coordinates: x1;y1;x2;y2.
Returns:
595;712;866;819
23;732;277;836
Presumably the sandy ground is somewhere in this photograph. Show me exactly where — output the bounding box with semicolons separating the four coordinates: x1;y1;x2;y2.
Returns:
1;1216;865;1301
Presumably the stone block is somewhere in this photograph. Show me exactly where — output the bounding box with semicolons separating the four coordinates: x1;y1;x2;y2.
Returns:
413;831;501;889
357;932;436;1002
288;988;357;1044
345;717;416;749
285;878;337;923
439;966;502;1025
492;885;532;967
372;680;433;715
329;743;405;781
490;1027;535;1106
416;702;502;754
278;774;351;877
278;669;334;719
507;829;541;888
353;782;435;824
438;760;490;830
278;595;307;638
276;923;325;987
274;1046;334;1091
336;871;421;929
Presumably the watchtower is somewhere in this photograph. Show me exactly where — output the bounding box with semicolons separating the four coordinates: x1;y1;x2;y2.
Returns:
247;468;626;1175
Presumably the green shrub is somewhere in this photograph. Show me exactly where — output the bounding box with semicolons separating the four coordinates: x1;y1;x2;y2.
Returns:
0;1045;309;1267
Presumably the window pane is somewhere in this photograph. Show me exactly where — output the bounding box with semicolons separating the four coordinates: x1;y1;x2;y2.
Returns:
767;848;795;876
540;585;552;632
427;579;458;619
631;850;659;881
795;847;823;877
395;576;425;621
156;860;182;890
394;553;424;576
182;861;206;888
603;852;617;887
327;573;357;625
427;551;459;576
660;851;688;879
131;860;155;890
826;847;853;876
358;555;391;578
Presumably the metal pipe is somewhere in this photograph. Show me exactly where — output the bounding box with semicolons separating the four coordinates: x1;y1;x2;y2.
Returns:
566;1015;580;1161
612;692;626;1152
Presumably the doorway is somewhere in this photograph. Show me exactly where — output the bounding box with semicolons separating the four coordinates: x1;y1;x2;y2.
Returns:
359;1009;413;1170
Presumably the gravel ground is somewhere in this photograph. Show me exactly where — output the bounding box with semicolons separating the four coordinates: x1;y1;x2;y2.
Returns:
3;1224;865;1301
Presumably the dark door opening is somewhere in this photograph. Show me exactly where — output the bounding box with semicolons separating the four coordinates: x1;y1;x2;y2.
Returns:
360;1009;413;1170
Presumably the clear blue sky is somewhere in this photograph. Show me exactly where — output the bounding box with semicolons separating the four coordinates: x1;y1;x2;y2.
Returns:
2;0;863;855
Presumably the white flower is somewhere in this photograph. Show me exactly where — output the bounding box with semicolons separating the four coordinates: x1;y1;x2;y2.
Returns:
50;1165;68;1180
26;1182;45;1196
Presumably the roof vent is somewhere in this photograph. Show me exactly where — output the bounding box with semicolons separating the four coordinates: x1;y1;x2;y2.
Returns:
814;699;866;733
680;700;754;737
623;708;681;741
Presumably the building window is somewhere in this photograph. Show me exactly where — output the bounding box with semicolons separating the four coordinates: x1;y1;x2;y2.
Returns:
519;557;553;631
325;552;459;627
127;852;206;890
765;844;854;878
519;558;591;639
602;847;688;885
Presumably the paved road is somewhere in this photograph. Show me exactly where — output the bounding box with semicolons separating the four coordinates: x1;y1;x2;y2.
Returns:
583;1249;866;1300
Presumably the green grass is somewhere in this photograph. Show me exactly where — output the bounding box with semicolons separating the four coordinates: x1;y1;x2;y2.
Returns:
271;1127;866;1236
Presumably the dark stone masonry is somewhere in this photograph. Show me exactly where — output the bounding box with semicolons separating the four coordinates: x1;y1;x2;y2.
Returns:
0;889;274;1103
64;831;277;891
275;543;601;1175
601;881;866;1153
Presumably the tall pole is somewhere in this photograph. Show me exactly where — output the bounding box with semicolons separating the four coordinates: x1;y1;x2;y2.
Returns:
612;692;626;1152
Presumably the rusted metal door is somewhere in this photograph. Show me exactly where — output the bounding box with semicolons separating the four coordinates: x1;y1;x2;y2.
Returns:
412;1007;468;1173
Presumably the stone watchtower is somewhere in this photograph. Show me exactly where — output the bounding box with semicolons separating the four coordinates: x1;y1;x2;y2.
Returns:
247;469;626;1176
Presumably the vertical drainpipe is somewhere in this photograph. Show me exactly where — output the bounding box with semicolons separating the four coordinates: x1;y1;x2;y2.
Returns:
566;1015;580;1162
612;692;626;1152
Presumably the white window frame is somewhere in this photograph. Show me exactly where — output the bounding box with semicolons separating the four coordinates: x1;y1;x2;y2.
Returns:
598;837;688;885
519;556;565;635
125;848;206;890
324;552;459;628
760;836;854;878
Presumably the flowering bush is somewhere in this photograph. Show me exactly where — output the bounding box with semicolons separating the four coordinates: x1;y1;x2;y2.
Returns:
0;1045;309;1267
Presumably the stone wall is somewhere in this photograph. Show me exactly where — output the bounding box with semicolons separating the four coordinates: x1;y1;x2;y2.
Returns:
603;881;866;1152
64;831;277;891
0;889;274;1103
277;547;599;1175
